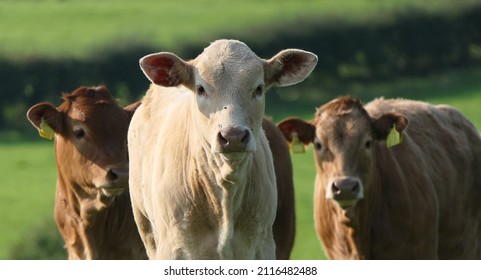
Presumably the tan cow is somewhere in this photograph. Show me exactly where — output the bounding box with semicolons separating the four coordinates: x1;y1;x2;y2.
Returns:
129;39;317;259
262;118;296;260
278;96;481;259
27;86;147;260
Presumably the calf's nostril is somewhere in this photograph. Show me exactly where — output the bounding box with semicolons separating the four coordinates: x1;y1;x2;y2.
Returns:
107;169;119;181
240;130;249;144
218;132;228;146
217;127;251;152
352;182;360;194
332;183;341;195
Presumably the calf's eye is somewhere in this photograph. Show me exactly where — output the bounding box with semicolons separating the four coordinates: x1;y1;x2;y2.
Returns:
73;128;85;139
314;140;322;151
253;84;264;98
365;140;372;149
196;85;206;96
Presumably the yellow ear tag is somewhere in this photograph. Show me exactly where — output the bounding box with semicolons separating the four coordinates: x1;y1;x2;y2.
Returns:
386;124;401;148
290;133;306;154
38;118;54;140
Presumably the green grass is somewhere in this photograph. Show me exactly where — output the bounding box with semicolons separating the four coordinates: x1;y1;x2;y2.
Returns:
288;148;326;260
0;141;57;259
1;0;478;60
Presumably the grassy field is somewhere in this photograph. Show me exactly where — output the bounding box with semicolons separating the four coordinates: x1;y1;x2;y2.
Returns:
0;142;57;259
1;0;478;60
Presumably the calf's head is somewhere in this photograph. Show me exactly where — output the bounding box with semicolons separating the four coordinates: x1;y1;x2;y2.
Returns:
139;39;317;163
27;86;140;197
278;97;408;209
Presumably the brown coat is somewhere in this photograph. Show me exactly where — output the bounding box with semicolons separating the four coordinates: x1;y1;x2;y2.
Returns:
263;118;296;260
27;86;147;259
278;97;481;259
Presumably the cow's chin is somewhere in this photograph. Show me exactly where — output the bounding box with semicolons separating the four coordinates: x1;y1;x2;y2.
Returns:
334;199;357;210
220;152;248;165
97;184;127;197
215;152;252;187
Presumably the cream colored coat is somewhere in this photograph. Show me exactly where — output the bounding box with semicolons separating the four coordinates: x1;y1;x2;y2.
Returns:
128;39;317;259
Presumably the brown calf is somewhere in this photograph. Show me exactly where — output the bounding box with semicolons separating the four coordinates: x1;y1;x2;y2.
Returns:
263;118;296;260
27;86;146;259
278;96;481;259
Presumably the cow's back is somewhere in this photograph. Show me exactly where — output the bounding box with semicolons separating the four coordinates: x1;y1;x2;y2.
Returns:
366;98;481;259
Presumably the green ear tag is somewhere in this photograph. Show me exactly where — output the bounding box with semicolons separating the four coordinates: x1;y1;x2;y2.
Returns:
386;124;401;148
39;118;54;140
290;133;306;154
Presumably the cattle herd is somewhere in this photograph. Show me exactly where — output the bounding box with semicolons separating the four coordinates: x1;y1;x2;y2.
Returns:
26;39;481;260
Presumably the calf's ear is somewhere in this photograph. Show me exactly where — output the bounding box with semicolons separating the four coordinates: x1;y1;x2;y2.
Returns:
372;113;409;141
26;103;64;137
265;49;318;87
139;52;194;89
277;117;316;144
124;101;142;119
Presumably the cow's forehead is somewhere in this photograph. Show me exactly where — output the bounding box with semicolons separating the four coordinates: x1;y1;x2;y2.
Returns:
67;98;119;120
200;40;258;61
195;40;264;87
316;107;372;144
59;87;120;117
64;99;129;138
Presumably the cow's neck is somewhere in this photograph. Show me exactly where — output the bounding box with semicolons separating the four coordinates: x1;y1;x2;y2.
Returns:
339;203;372;259
186;116;276;259
317;199;367;259
327;174;382;260
316;180;373;259
195;146;254;258
55;173;128;259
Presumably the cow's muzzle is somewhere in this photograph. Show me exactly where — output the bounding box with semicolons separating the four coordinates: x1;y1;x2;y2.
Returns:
217;126;252;153
99;167;129;196
326;176;364;208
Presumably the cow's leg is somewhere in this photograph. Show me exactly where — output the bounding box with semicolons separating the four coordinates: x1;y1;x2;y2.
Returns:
255;229;276;260
131;206;157;259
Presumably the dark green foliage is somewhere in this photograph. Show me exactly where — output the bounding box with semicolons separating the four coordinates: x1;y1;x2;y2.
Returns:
239;6;481;93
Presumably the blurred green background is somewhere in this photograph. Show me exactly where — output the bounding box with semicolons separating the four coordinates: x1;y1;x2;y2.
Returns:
1;0;481;260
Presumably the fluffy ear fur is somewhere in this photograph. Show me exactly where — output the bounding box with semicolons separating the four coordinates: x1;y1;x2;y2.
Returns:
277;117;316;145
372;112;409;140
26;103;64;133
265;49;318;87
139;52;194;89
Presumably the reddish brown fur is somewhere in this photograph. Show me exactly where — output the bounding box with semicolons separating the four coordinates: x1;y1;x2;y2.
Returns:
278;96;481;259
263;118;296;260
27;86;146;259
